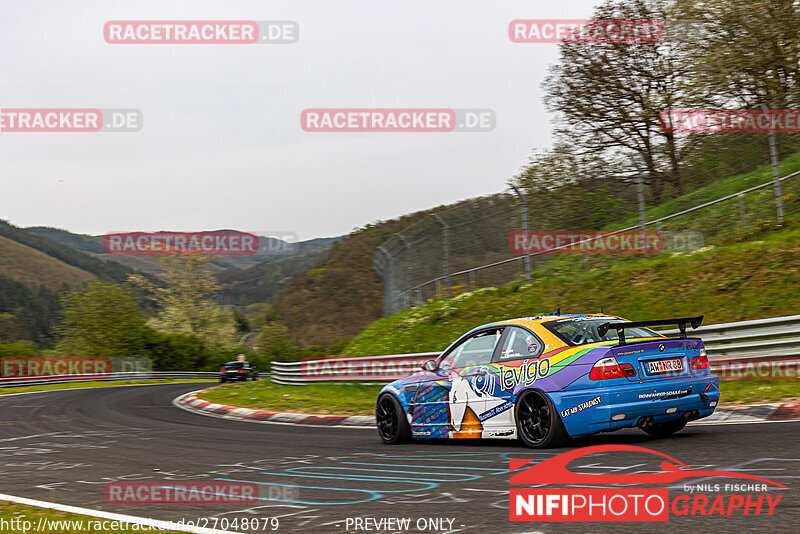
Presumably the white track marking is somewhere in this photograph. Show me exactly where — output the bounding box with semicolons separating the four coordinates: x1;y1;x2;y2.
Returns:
0;381;204;399
0;492;242;534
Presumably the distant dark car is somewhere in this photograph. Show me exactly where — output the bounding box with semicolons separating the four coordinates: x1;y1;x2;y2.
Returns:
219;361;259;383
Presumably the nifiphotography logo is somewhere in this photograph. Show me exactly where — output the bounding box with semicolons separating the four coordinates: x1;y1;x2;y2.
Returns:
509;444;785;522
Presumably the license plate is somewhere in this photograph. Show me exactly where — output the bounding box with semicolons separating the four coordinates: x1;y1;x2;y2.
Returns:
647;359;683;374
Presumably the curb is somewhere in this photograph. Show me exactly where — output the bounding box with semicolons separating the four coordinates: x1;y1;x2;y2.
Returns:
173;391;375;428
175;390;800;430
691;400;800;425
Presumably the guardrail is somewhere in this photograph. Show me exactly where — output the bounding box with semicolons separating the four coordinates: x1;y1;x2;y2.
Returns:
0;371;220;388
272;314;800;384
271;353;439;385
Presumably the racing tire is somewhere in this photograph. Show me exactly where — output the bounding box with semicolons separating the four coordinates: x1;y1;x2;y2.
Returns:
219;378;226;383
376;393;411;445
515;390;567;449
643;418;686;438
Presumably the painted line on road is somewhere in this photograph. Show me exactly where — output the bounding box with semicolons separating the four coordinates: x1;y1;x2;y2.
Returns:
0;492;240;534
0;381;209;400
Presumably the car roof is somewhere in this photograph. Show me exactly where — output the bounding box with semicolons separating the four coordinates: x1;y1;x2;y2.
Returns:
465;313;626;334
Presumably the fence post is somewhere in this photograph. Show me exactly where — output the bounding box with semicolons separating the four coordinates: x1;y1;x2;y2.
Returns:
375;245;393;316
738;193;747;228
511;186;531;280
431;213;451;298
762;104;785;223
396;233;412;311
629;155;648;255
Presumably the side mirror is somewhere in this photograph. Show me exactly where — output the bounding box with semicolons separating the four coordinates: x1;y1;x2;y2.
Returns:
422;360;438;372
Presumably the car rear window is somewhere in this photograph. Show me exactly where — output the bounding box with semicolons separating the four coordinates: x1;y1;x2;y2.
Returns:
223;362;245;369
543;318;661;346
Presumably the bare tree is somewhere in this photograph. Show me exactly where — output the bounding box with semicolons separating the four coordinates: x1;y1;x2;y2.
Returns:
544;0;694;202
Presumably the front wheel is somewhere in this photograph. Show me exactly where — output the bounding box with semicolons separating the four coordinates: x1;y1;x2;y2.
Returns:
376;394;411;444
643;419;686;438
515;390;567;448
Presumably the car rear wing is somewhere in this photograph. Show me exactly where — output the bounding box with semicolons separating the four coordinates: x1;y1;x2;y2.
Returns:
597;316;703;345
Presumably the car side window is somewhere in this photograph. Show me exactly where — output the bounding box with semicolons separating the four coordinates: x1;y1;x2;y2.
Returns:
498;327;543;360
441;329;502;370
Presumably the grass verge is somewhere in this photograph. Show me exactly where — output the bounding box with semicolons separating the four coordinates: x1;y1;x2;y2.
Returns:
0;379;210;396
0;501;184;533
195;379;800;416
196;380;383;416
720;380;800;405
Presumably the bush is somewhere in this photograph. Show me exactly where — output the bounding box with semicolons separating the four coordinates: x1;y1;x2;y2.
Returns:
0;340;39;357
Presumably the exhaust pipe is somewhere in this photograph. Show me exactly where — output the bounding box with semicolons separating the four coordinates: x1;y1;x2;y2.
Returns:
683;410;700;421
636;416;655;430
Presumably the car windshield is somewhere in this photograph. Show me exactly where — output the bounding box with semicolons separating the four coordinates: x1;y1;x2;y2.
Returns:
543;318;661;346
223;362;245;369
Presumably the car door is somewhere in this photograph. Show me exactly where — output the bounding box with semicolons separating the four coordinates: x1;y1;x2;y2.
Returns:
481;326;545;436
410;327;503;439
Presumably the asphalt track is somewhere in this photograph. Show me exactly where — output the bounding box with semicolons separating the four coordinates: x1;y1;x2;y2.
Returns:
1;383;798;533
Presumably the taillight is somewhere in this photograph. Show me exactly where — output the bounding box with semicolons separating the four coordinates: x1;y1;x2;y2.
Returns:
238;369;247;373
590;357;635;380
691;349;709;371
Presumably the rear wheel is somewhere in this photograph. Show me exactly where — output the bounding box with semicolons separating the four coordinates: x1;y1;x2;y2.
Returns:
220;378;226;383
643;419;686;437
376;394;411;444
515;390;567;448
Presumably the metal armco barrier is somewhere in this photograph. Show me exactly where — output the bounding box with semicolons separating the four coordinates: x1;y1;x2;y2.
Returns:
271;353;439;385
0;371;220;388
272;314;800;384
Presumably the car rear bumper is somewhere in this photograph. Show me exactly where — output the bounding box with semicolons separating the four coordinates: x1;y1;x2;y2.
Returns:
548;374;720;437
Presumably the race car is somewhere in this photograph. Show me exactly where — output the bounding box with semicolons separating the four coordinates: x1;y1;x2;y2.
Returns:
219;361;259;383
375;314;719;448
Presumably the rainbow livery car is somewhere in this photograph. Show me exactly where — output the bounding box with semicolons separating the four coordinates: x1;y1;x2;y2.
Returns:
375;314;719;448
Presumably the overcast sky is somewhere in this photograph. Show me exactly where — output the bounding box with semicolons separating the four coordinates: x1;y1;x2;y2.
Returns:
0;0;602;240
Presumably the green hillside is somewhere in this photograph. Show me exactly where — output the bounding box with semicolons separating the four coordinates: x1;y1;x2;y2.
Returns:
0;235;95;289
1;221;134;283
216;247;332;306
25;226;337;275
342;221;800;357
0;220;143;348
269;210;449;348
